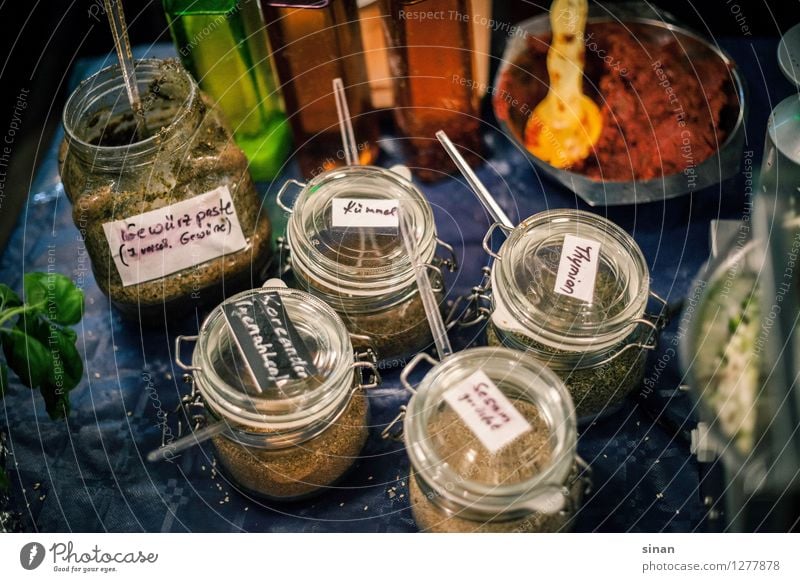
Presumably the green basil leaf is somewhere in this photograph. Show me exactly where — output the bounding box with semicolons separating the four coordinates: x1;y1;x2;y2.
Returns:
41;382;70;420
14;317;83;393
0;361;7;399
22;273;48;309
1;328;51;389
48;330;83;393
24;273;84;325
0;284;21;309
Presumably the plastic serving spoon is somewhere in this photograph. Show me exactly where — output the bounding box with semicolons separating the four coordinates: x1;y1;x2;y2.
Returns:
525;0;602;168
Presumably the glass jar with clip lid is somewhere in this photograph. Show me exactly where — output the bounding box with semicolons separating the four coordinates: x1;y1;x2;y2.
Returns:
275;165;458;366
382;346;590;532
462;209;668;420
172;280;380;501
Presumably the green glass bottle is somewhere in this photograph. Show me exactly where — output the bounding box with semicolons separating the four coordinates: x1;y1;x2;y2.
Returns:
163;0;291;181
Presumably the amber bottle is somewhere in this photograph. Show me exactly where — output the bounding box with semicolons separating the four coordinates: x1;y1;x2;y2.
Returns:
380;0;483;181
261;1;379;178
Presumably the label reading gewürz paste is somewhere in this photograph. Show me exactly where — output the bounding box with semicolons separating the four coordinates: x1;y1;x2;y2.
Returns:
101;186;247;287
331;198;399;229
553;234;602;303
221;293;319;392
442;369;532;454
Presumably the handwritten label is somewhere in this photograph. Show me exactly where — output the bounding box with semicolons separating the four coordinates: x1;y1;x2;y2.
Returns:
102;186;247;287
222;293;318;392
331;198;399;229
442;369;532;454
554;234;601;303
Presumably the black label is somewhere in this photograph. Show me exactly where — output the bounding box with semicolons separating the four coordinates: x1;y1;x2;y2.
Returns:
222;293;319;392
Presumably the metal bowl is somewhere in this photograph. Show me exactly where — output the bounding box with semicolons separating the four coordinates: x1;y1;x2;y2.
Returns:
493;7;747;206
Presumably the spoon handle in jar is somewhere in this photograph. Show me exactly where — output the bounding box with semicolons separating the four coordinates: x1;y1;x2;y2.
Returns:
399;206;453;359
146;421;228;463
333;77;359;166
103;0;142;115
436;131;515;229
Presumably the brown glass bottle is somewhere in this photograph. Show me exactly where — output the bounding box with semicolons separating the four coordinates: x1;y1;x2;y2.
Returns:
261;1;379;178
380;0;483;181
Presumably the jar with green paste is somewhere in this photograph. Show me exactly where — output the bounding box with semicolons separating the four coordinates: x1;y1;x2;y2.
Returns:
59;59;271;318
479;210;666;420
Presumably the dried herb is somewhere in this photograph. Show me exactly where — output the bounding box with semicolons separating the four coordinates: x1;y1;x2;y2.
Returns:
212;391;368;500
486;324;646;419
410;400;579;532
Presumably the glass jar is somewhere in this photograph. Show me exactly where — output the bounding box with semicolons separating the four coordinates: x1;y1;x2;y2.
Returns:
163;0;292;181
175;282;380;500
59;59;271;318
379;0;483;181
395;347;588;532
480;210;665;420
276;166;457;366
260;0;379;178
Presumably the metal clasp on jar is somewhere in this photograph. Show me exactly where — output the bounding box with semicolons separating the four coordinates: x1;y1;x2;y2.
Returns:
275;178;307;214
590;290;670;366
446;266;493;329
380;352;440;441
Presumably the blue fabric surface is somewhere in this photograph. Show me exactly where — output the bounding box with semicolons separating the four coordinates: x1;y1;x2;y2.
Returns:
0;39;794;532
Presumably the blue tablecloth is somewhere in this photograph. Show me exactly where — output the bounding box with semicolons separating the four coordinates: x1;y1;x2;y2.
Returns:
0;39;794;532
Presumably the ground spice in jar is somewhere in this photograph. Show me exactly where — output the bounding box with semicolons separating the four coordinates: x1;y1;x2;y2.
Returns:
336;289;439;366
486;324;647;419
486;267;647;418
486;210;658;420
211;390;368;500
60;60;271;318
410;400;576;533
284;166;450;365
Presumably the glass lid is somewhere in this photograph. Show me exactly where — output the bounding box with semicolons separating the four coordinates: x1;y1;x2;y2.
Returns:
193;285;354;429
405;348;576;501
287;166;437;294
494;209;649;345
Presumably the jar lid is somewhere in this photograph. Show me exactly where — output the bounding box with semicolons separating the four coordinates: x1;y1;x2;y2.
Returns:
287;166;437;297
493;209;649;349
405;347;577;515
192;285;354;433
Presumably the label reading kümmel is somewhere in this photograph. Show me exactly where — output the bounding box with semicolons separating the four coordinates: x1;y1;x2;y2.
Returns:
331;198;399;229
221;293;319;392
554;234;602;303
442;369;532;454
102;186;247;287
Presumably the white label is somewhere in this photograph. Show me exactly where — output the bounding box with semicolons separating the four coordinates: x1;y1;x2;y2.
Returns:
331;198;399;229
442;369;532;454
554;234;601;303
102;186;247;287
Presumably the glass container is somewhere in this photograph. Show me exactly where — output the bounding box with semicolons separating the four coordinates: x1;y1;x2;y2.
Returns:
59;59;271;319
163;0;292;181
397;347;588;532
480;209;664;420
175;283;380;500
379;0;483;181
276;165;456;365
261;0;379;177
